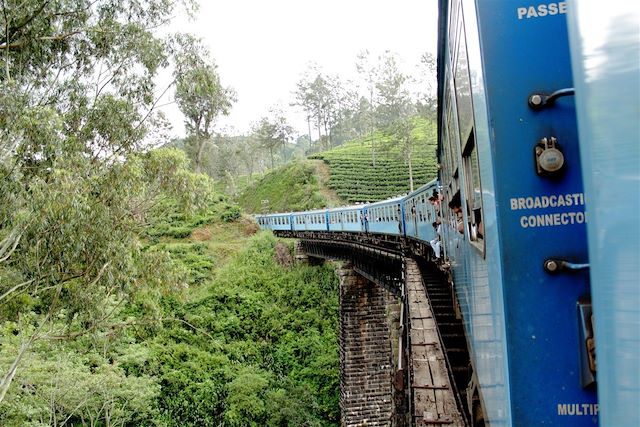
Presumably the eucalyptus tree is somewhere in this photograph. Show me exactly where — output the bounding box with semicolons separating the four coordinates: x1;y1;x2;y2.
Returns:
172;34;236;173
253;113;294;169
416;52;437;118
368;51;421;191
293;65;344;150
356;50;381;165
0;0;216;405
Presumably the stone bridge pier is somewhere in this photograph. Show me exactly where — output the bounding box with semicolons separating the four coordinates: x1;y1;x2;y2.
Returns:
337;262;406;427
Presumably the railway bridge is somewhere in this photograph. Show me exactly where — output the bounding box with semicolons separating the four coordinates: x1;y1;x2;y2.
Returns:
281;231;469;427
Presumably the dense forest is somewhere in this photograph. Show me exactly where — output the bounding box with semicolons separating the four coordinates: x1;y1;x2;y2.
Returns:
1;1;436;425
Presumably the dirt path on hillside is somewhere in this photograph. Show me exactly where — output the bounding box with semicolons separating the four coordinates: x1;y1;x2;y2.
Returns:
310;159;344;208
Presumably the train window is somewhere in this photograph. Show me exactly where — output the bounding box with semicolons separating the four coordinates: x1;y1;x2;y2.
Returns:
463;133;484;246
455;19;473;153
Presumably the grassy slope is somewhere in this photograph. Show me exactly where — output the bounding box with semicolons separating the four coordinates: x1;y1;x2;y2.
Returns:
236;160;328;214
310;116;438;203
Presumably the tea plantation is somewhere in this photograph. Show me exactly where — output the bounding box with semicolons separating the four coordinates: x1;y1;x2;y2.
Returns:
309;117;438;203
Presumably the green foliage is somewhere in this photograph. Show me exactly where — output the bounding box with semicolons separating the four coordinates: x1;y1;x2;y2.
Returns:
237;160;327;213
145;232;339;426
220;204;242;222
1;3;339;423
310;116;437;203
0;333;161;426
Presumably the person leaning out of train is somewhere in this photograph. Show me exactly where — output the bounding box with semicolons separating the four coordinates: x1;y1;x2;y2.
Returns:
430;219;442;259
448;193;464;234
429;190;441;211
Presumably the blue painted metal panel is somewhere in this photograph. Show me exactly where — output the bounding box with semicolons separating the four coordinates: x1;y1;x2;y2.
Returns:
438;1;514;424
474;0;597;424
568;2;640;425
328;207;365;233
366;197;404;235
300;209;328;232
404;181;440;243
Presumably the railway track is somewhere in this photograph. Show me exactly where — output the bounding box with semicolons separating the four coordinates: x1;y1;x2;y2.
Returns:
418;260;472;424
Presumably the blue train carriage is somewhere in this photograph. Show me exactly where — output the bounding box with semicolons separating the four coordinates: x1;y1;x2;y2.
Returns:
327;205;365;233
255;212;292;232
291;208;328;232
403;180;440;243
568;2;640;425
437;0;596;425
363;196;405;236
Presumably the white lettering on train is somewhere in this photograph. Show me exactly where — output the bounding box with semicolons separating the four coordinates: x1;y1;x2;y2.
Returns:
517;2;567;20
519;211;586;228
557;403;598;416
510;193;585;210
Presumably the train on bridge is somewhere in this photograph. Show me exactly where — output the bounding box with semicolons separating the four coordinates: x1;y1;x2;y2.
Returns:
257;0;639;425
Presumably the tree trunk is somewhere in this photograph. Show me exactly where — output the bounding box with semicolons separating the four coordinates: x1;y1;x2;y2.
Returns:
195;137;205;173
316;116;324;149
0;332;38;404
407;147;414;192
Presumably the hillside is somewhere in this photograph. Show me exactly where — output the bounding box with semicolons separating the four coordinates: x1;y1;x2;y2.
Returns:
236;160;332;214
236;117;438;213
310;117;438;203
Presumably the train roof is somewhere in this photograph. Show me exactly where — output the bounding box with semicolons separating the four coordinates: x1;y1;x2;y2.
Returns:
327;204;365;212
365;196;405;207
406;179;439;197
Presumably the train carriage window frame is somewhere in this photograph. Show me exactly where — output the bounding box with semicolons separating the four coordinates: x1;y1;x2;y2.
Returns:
454;9;485;254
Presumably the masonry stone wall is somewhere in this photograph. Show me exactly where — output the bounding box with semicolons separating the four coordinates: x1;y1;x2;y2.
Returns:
338;262;400;426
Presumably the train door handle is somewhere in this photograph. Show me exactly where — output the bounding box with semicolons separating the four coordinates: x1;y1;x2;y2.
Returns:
544;258;590;274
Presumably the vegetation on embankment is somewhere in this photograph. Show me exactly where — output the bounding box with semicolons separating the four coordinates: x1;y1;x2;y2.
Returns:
310;117;438;203
1;184;339;426
145;223;340;426
237;160;329;214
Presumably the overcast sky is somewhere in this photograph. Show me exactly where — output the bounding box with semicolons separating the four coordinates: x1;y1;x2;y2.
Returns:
160;0;439;137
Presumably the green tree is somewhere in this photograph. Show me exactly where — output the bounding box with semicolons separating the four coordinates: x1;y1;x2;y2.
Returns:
173;34;236;174
369;51;421;191
416;52;437;118
253;113;294;169
0;0;215;405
